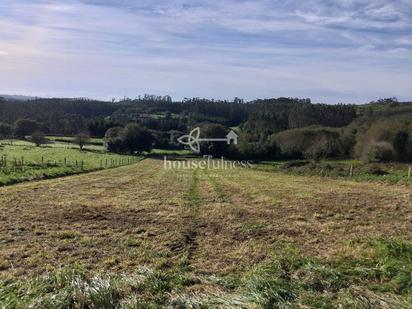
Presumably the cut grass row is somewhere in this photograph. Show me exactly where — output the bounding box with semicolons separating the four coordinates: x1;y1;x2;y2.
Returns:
1;238;411;308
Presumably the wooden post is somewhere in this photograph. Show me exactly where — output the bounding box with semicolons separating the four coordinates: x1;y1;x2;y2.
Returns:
408;167;411;179
349;164;353;177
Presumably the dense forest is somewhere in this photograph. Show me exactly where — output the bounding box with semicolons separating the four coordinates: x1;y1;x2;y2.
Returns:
0;95;411;162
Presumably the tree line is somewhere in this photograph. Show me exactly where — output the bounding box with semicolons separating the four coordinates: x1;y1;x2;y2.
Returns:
1;95;411;162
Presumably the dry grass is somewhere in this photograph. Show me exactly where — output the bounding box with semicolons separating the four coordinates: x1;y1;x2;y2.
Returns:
0;158;411;281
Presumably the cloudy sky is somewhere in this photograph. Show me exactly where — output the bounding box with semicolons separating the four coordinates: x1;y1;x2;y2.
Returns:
0;0;411;103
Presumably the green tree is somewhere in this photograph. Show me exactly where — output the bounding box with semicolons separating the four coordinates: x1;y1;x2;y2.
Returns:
0;122;12;139
30;131;47;147
199;124;229;157
104;124;153;154
74;132;90;151
104;127;124;153
120;123;153;154
14;119;39;138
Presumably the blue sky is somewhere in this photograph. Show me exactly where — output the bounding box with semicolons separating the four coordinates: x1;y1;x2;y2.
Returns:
0;0;411;103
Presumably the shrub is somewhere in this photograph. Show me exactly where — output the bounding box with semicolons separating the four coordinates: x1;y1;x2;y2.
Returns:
355;120;412;162
234;132;280;160
273;127;343;160
362;141;396;163
104;127;124;153
30;131;47;147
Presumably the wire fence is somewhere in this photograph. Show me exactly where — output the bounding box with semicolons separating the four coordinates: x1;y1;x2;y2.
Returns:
0;155;141;172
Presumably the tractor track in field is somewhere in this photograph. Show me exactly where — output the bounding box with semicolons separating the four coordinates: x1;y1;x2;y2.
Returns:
168;169;202;263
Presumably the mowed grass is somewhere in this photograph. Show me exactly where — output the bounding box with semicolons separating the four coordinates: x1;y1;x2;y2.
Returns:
0;159;411;307
0;139;139;185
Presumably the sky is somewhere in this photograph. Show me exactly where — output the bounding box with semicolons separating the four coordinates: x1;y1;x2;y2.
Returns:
0;0;411;103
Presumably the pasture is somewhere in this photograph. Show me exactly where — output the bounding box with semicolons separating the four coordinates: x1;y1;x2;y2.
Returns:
0;139;139;185
0;158;411;308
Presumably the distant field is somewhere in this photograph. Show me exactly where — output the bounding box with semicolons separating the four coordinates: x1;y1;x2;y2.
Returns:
150;148;192;155
0;159;411;307
47;136;104;144
0;139;140;185
257;159;412;185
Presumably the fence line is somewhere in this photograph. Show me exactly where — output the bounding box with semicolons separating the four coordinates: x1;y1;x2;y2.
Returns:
0;155;140;172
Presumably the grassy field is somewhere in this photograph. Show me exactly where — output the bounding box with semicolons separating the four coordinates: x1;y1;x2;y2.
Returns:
0;139;140;185
0;159;411;307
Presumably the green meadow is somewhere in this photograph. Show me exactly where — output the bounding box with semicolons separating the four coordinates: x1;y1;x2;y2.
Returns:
0;139;140;185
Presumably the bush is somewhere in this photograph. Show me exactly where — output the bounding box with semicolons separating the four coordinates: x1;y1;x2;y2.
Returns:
362;141;395;163
231;131;280;160
273;127;343;160
104;127;124;153
366;164;388;175
30;131;47;147
355;120;412;162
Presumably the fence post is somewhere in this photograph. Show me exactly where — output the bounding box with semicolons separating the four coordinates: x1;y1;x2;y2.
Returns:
349;164;353;177
408;167;411;179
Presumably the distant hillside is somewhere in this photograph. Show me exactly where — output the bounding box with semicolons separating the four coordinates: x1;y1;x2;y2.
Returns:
0;94;37;101
1;95;412;162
